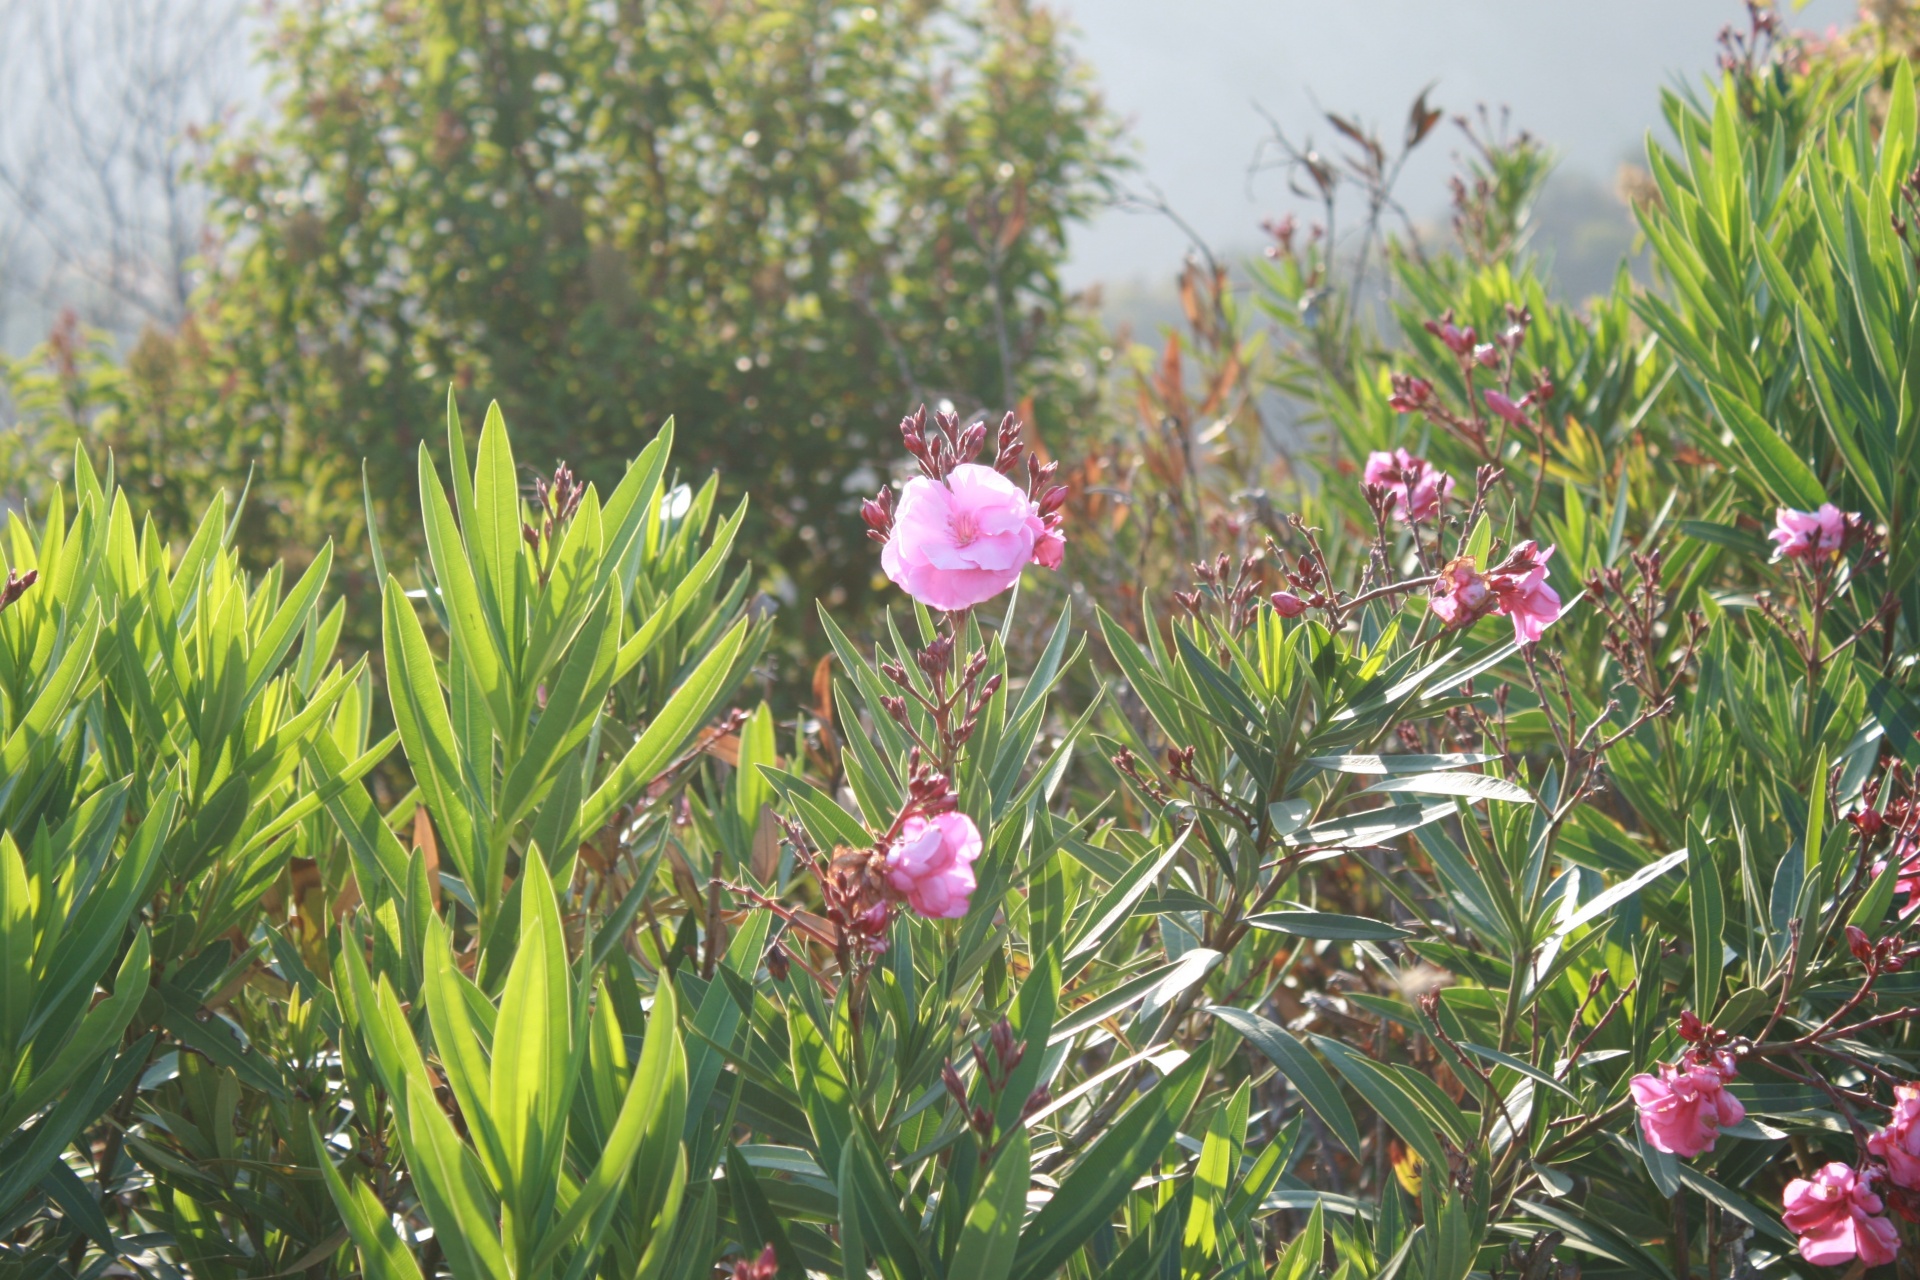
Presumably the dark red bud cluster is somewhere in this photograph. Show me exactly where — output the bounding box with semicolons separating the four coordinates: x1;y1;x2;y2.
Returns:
898;404;1035;484
1501;303;1532;348
523;463;584;560
1846;925;1915;975
942;1061;969;1108
1269;590;1307;618
1387;374;1435;414
862;487;895;543
764;942;790;982
992;411;1026;477
1025;452;1055;490
1677;1009;1708;1043
1424;312;1476;357
0;568;39;612
1850;807;1887;839
1261;213;1298;258
917;634;955;680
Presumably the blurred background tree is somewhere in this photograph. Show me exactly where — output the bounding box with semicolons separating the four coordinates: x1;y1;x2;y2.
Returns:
1;0;1120;657
101;0;1120;643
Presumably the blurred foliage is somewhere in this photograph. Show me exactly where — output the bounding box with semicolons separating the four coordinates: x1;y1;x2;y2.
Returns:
5;0;1122;659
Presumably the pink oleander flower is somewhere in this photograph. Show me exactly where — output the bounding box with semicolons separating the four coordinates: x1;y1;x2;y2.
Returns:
1363;448;1454;523
1429;555;1498;630
883;812;981;920
1487;541;1562;645
1033;523;1065;570
1629;1053;1745;1158
1879;837;1920;920
1870;1084;1920;1191
1269;590;1307;618
1769;503;1851;562
1782;1163;1901;1269
880;464;1058;610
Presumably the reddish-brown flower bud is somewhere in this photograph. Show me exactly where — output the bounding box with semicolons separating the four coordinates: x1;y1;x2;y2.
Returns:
0;568;36;611
1848;924;1874;964
942;1061;969;1107
1424;314;1476;357
1387;373;1434;413
861;487;895;541
958;421;988;463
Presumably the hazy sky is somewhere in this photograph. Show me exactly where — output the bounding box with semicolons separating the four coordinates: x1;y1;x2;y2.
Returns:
1057;0;1858;287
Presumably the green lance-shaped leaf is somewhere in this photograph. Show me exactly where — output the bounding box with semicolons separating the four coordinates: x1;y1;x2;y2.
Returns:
491;844;574;1242
1244;910;1412;941
1688;836;1725;1018
531;978;687;1274
1206;1006;1361;1156
314;1121;430;1280
949;1126;1030;1280
1008;1049;1207;1280
580;617;749;840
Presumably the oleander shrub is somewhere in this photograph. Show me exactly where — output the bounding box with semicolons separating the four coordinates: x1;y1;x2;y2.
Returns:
8;15;1920;1280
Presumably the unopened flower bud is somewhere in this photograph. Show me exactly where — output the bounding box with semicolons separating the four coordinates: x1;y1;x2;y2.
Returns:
990;1018;1015;1064
1677;1009;1706;1043
942;1062;968;1107
1387;374;1434;413
1849;808;1886;839
764;943;790;981
1270;590;1307;618
0;568;36;610
861;487;895;540
1472;343;1499;368
958;421;988;463
1485;390;1531;427
1848;924;1874;964
1424;315;1476;357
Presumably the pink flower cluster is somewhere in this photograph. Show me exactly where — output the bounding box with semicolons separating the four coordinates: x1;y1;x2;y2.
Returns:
1627;1012;1920;1268
1363;448;1454;523
1780;1082;1920;1267
1429;540;1562;644
867;407;1066;612
1769;503;1855;562
1869;1085;1920;1194
1629;1049;1745;1158
1783;1163;1901;1269
881;465;1063;610
883;811;981;920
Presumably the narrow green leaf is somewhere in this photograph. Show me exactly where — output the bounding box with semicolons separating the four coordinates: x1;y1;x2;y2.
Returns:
950;1127;1029;1280
1244;911;1412;941
1207;1006;1361;1156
